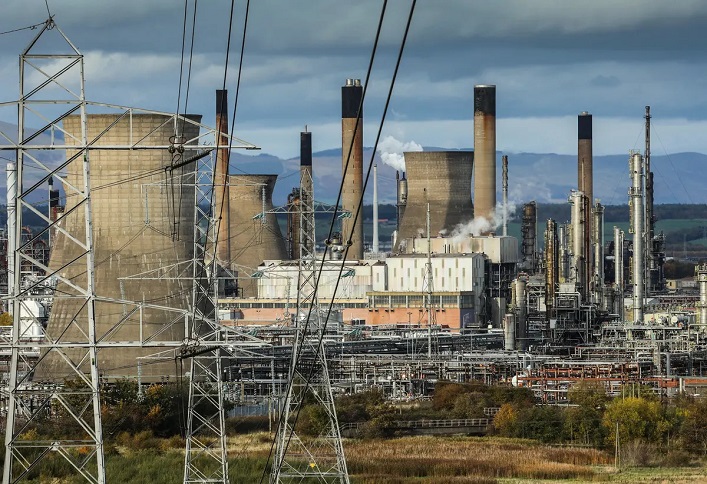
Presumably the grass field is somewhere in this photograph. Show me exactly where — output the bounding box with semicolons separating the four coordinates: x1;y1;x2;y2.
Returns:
26;433;698;483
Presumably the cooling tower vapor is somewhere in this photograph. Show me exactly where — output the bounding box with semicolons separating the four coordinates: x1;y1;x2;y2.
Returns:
450;200;518;243
377;135;422;172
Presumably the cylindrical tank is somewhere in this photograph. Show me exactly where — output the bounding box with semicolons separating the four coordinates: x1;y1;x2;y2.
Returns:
614;226;625;319
569;190;587;299
396;171;407;232
341;78;364;260
544;219;558;315
473;85;496;222
629;152;644;323
504;313;516;351
395;151;474;250
41;113;201;382
229;174;288;297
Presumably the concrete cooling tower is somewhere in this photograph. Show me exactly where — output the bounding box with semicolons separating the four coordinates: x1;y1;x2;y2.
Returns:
228;174;287;298
395;151;474;250
40;113;201;382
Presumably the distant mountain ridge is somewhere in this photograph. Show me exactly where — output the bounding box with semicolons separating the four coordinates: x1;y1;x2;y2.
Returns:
228;149;707;208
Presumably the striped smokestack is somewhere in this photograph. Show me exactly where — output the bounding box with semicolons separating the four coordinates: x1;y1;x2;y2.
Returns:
215;89;231;267
341;78;364;260
473;85;496;222
578;112;593;300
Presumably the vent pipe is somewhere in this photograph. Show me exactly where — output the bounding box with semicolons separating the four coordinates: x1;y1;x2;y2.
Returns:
614;226;625;319
593;201;605;307
396;171;407;232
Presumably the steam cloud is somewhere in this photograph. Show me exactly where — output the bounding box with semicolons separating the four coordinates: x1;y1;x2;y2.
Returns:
450;200;518;243
377;135;422;172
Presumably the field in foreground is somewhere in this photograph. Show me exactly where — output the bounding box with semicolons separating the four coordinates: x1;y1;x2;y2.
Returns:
12;433;707;483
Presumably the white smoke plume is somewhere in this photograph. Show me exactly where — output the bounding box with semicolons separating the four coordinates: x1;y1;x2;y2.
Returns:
376;135;422;172
450;200;519;243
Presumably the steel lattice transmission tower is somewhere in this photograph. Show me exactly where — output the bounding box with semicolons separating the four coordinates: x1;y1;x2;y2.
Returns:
271;166;349;483
182;147;229;483
2;19;106;483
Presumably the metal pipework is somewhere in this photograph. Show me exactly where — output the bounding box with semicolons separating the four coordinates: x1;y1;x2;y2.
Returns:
629;152;644;323
502;154;508;236
473;84;496;222
593;201;605;307
521;201;537;272
514;275;528;351
559;223;569;283
544;219;558;316
614;226;625;319
341;78;364;260
569;190;587;299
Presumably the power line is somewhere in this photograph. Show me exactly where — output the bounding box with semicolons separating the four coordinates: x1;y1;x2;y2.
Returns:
0;20;46;36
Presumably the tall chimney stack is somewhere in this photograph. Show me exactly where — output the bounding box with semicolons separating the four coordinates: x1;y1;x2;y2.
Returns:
473;84;496;221
300;129;313;255
578;112;593;295
341;78;364;260
215;89;231;267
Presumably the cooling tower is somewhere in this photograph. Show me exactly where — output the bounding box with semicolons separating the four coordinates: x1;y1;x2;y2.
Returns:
229;174;287;297
473;84;496;221
41;113;200;382
395;151;474;249
341;78;364;260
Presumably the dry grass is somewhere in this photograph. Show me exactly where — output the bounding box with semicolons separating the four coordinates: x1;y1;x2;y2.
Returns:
343;436;610;482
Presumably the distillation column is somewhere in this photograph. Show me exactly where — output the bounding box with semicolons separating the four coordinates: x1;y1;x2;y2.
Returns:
629;152;644;323
569;190;587;300
614;226;625;319
593;201;605;307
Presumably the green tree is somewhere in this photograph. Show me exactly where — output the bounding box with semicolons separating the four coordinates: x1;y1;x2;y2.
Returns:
678;397;707;455
603;396;670;448
492;403;519;437
564;381;608;446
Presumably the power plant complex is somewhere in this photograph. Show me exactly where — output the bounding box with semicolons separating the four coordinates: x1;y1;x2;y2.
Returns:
1;15;707;484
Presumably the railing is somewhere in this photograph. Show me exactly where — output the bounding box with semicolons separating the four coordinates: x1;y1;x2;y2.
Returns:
340;418;491;431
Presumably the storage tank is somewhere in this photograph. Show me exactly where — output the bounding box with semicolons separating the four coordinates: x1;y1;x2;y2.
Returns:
395;151;474;250
40;113;201;381
229;174;288;297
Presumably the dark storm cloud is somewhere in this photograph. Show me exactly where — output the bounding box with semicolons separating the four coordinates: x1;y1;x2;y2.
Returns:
3;1;707;157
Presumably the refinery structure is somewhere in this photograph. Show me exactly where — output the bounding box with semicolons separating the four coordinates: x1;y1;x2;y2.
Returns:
1;13;707;484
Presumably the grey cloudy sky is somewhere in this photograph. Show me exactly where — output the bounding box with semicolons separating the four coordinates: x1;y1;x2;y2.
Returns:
3;0;707;158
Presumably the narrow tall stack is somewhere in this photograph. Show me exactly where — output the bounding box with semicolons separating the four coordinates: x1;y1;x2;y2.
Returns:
473;85;496;222
341;78;364;260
